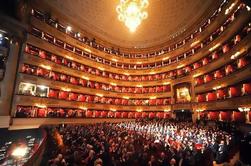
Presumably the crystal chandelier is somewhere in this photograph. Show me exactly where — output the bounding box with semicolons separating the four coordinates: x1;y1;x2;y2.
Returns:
116;0;149;32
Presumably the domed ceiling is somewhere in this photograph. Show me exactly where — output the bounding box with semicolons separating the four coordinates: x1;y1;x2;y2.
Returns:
35;0;221;49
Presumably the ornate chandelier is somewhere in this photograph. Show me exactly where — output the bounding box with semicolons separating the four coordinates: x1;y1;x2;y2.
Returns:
116;0;149;32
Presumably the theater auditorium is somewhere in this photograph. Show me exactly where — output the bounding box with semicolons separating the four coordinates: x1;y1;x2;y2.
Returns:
0;0;251;165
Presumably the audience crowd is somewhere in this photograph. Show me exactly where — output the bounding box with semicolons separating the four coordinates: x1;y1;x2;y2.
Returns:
46;120;237;166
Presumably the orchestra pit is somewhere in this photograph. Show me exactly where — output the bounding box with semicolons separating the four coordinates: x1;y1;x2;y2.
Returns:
1;0;251;165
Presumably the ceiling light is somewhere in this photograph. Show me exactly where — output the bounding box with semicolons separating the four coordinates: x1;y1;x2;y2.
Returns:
98;67;105;71
35;104;47;108
112;58;118;62
136;84;142;87
66;26;72;32
110;108;117;112
76;32;81;37
96;93;103;97
79;106;87;110
150;96;156;99
66;55;73;60
162;57;169;61
247;6;251;11
82;76;89;80
136;108;142;112
40;64;51;70
12;147;28;158
110;82;117;86
61;88;71;92
209;43;220;52
123;96;129;99
163;82;170;85
84;48;92;53
116;0;149;32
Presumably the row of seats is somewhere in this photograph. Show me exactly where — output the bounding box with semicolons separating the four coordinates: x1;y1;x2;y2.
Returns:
29;4;244;70
195;55;250;86
199;111;247;122
21;64;171;94
31;0;229;58
196;81;251;102
25;20;250;83
18;86;171;106
16;105;170;118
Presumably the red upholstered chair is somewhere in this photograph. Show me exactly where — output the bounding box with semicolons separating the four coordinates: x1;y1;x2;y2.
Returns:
128;87;134;93
141;75;146;81
122;112;128;118
204;74;213;83
185;66;192;73
242;83;251;95
60;74;67;82
94;96;100;103
58;108;66;117
202;57;209;65
37;108;47;117
135;100;143;106
149;87;155;93
115;112;122;118
149;99;156;105
156;99;164;105
148;75;154;81
49;71;59;80
121;87;127;93
101;111;108;118
109;73;114;79
197;94;206;102
122;99;128;105
108;111;115;118
51;55;61;65
94;111;101;118
233;112;245;122
225;64;234;75
88;81;95;88
211;52;219;60
48;89;58;98
142;87;148;93
94;82;101;89
206;92;217;101
36;68;45;77
135;87;142;93
71;62;77;69
149;112;155;119
135;112;142;118
80;65;86;72
115;74;120;80
102;71;108;77
114;98;122;105
78;94;86;102
128;112;134;118
86;95;94;102
163;85;170;92
156;86;163;93
220;111;232;121
62;58;69;66
58;91;69;100
214;70;224;79
79;79;87;87
68;93;78;101
70;77;78;85
222;44;230;53
164;98;171;105
164;113;170;119
38;50;47;59
114;86;121;92
142;112;148;118
217;89;227;99
238;57;248;68
229;86;241;97
177;69;184;76
86;110;93;118
155;74;161;80
193;62;201;70
157;112;164;119
195;77;204;85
